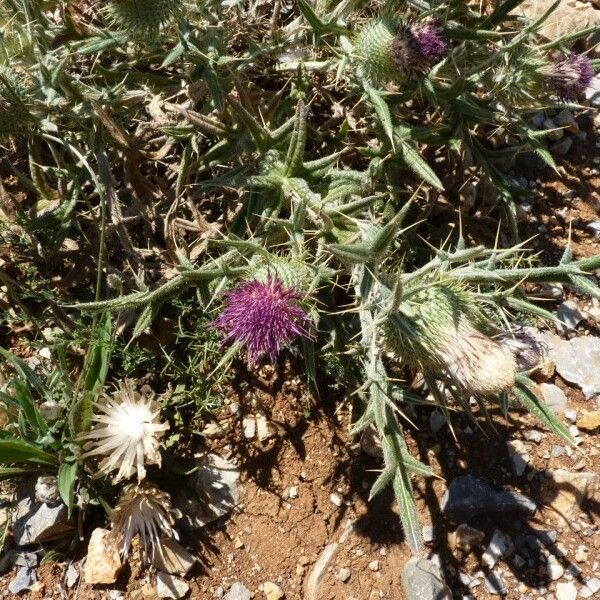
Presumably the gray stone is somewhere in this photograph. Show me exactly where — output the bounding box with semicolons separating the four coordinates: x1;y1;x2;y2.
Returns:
586;578;600;594
242;417;256;439
507;440;529;476
546;336;600;398
429;410;445;433
524;430;543;443
226;583;251;600
551;445;565;457
401;557;452;600
12;495;72;546
484;572;507;596
34;476;60;506
536;530;557;545
543;118;563;141
483;529;510;568
588;221;600;239
8;566;37;595
550;137;573;156
530;113;545;129
157;572;190;599
256;414;275;441
174;452;241;531
556;581;577;600
65;563;79;588
565;409;578;423
554;109;579;134
547;558;564;581
557;301;586;329
586;76;600;108
422;525;435;543
338;568;351;582
441;474;536;522
540;383;568;413
14;552;37;567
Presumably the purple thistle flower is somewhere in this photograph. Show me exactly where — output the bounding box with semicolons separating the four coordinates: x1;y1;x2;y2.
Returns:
390;20;448;74
409;20;448;65
550;53;594;100
212;276;312;365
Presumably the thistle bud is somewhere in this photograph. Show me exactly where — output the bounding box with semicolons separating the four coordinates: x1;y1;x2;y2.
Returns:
383;283;516;396
548;52;594;101
108;0;181;37
355;18;400;85
0;69;33;141
251;256;312;291
355;18;448;85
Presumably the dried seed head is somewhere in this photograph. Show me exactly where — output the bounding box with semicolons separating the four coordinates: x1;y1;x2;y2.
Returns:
111;481;178;559
108;0;181;36
384;282;516;396
549;53;594;100
79;381;168;483
212;276;312;365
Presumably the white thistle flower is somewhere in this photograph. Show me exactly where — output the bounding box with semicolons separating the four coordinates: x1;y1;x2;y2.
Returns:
111;481;178;559
79;381;168;483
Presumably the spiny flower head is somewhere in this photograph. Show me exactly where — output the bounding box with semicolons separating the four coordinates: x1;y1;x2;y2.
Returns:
108;0;181;37
384;282;516;396
212;275;312;365
390;20;448;74
549;52;594;100
0;68;33;141
79;381;168;483
356;17;448;85
111;481;178;559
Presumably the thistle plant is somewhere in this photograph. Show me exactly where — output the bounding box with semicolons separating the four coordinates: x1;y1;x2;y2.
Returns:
2;0;600;565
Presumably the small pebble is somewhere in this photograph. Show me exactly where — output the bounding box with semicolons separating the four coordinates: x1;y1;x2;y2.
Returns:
338;568;351;582
330;494;342;507
368;560;379;572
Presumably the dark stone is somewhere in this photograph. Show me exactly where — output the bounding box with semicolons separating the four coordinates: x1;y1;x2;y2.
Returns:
441;474;536;522
485;572;507;596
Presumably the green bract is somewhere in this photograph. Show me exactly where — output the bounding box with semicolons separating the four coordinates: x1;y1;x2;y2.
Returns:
355;17;401;85
108;0;181;36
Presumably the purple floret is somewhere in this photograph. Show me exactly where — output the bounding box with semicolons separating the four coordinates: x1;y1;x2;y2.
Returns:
390;20;448;74
212;276;312;365
551;53;594;100
409;20;448;65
